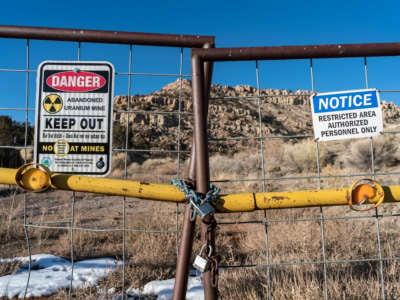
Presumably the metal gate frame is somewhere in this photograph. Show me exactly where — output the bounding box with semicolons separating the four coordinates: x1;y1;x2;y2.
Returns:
2;26;400;299
0;25;215;300
190;42;400;299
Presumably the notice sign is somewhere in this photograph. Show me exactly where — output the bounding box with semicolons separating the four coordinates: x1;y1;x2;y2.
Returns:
310;89;383;142
35;61;114;176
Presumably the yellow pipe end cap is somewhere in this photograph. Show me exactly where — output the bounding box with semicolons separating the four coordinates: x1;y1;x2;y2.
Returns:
15;163;51;192
348;178;384;211
352;183;377;204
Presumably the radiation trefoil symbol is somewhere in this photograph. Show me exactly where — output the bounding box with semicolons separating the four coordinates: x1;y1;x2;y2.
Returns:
43;94;63;114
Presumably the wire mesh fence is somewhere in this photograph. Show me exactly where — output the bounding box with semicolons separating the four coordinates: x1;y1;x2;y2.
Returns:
203;51;400;299
0;26;213;299
1;26;400;299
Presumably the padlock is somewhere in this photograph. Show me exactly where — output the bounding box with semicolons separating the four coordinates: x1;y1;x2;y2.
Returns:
193;255;210;273
190;199;215;219
193;244;213;273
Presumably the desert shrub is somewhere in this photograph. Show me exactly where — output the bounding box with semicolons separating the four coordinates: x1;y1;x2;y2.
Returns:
0;196;24;245
0;116;33;168
210;152;261;180
283;139;330;173
344;135;400;171
112;152;131;170
113;123;131;149
120;157;178;183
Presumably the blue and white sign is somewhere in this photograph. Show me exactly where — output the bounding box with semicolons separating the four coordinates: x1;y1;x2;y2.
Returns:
310;89;383;141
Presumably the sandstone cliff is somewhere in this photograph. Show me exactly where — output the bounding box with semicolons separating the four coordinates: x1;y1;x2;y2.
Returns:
113;79;400;156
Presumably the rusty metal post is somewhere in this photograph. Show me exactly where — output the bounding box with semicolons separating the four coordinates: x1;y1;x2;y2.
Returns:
173;43;214;299
188;43;213;180
172;204;196;300
192;53;217;299
198;47;217;300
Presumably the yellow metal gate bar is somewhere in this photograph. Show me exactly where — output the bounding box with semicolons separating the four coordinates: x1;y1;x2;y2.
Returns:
0;166;398;212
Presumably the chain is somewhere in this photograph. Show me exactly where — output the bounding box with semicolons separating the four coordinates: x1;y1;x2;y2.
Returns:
201;184;220;205
203;216;219;287
172;179;219;285
171;179;220;220
171;179;220;205
171;178;196;200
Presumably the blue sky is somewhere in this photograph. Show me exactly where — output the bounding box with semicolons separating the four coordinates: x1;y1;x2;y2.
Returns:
0;0;399;121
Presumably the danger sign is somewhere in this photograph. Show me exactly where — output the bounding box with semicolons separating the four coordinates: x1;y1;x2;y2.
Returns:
46;71;107;92
34;61;114;176
310;89;383;142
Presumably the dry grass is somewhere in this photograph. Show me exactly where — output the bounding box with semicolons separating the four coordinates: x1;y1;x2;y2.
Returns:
282;139;331;173
0;261;20;277
1;149;400;299
344;134;400;171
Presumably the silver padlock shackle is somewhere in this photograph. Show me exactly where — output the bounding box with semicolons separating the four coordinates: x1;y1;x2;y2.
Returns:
200;243;213;258
189;202;197;221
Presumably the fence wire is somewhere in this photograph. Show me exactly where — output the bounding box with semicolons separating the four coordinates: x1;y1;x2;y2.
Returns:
208;55;400;299
1;29;400;300
0;30;200;299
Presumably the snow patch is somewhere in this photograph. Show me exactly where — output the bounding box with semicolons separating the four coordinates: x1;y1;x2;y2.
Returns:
140;277;203;300
0;254;204;299
0;254;120;299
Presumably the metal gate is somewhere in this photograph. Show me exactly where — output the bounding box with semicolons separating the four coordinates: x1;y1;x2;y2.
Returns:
0;25;213;299
1;25;400;299
191;43;400;299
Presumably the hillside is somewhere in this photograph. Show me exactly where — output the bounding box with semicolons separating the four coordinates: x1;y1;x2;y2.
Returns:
113;79;400;155
1;81;400;299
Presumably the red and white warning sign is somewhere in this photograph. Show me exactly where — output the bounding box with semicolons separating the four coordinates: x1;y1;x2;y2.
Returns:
34;61;114;176
46;71;107;92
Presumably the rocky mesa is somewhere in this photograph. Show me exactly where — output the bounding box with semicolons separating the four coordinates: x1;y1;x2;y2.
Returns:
113;79;400;156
